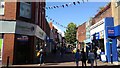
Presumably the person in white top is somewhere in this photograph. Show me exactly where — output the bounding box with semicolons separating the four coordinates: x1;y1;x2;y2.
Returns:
97;48;101;59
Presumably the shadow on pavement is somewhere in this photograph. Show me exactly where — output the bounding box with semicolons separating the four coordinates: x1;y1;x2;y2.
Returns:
1;65;120;68
44;53;76;63
44;63;59;65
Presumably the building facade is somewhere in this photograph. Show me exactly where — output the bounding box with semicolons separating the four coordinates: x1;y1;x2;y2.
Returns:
111;0;120;62
76;22;86;50
90;3;119;63
0;1;50;65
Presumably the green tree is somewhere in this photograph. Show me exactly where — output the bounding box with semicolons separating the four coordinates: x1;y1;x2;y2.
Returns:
64;22;77;45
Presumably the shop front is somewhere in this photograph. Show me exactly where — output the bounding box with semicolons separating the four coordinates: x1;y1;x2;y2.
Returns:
114;25;120;62
14;20;46;64
0;20;46;65
90;17;118;63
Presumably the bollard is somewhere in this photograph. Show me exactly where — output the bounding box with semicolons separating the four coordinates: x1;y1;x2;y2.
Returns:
7;56;9;68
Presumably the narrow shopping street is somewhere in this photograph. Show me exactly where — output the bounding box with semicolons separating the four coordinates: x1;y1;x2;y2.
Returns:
1;0;120;68
1;52;120;68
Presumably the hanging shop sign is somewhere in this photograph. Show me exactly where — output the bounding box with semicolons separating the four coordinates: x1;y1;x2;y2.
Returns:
0;1;4;15
20;2;31;19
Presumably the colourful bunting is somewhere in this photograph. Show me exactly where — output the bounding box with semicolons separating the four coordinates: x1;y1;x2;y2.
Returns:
46;15;67;28
45;0;86;10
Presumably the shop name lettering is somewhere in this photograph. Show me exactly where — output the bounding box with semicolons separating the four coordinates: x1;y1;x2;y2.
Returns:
108;30;114;34
18;25;34;32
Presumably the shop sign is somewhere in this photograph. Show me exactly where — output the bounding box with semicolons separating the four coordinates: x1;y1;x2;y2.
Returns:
15;20;36;36
35;26;46;40
20;2;31;19
0;21;16;33
0;1;4;15
95;32;99;40
107;27;115;36
17;36;28;42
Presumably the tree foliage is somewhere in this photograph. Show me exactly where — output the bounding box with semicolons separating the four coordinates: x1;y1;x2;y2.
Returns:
64;22;77;45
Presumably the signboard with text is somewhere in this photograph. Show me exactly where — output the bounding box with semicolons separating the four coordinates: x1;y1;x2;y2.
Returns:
95;32;99;40
107;27;115;37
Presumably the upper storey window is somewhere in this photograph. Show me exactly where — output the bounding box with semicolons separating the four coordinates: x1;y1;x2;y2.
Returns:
0;0;5;15
20;2;32;19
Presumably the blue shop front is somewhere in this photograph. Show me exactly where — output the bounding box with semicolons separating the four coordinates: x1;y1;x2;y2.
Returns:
90;17;119;63
114;25;120;62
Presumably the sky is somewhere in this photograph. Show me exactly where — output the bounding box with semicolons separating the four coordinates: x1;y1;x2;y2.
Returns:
46;0;110;37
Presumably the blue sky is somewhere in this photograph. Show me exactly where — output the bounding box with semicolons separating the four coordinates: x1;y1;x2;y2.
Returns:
46;1;109;36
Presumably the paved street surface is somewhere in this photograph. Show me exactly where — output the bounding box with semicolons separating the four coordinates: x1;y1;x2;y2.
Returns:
1;53;120;68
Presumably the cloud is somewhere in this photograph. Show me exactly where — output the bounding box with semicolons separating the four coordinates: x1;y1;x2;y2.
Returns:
53;24;64;37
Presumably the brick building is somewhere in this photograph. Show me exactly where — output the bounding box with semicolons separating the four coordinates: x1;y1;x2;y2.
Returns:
92;3;112;24
0;1;50;65
76;22;86;50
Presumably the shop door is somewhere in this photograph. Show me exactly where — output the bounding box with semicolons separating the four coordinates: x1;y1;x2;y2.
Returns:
14;35;30;64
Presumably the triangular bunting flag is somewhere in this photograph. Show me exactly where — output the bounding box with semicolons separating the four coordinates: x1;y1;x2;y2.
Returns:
73;2;76;5
62;5;64;8
77;1;80;4
66;4;68;7
56;6;59;8
54;6;56;8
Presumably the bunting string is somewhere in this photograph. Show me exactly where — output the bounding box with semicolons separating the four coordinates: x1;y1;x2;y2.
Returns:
46;15;67;28
45;0;88;10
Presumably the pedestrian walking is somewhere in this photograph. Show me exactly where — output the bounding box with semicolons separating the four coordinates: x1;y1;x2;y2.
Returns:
75;49;80;67
88;50;95;68
39;49;44;66
81;48;87;68
94;47;98;66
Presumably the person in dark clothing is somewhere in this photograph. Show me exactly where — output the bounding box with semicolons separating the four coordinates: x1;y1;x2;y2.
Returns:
39;49;44;66
94;47;98;66
75;49;80;67
81;48;87;67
